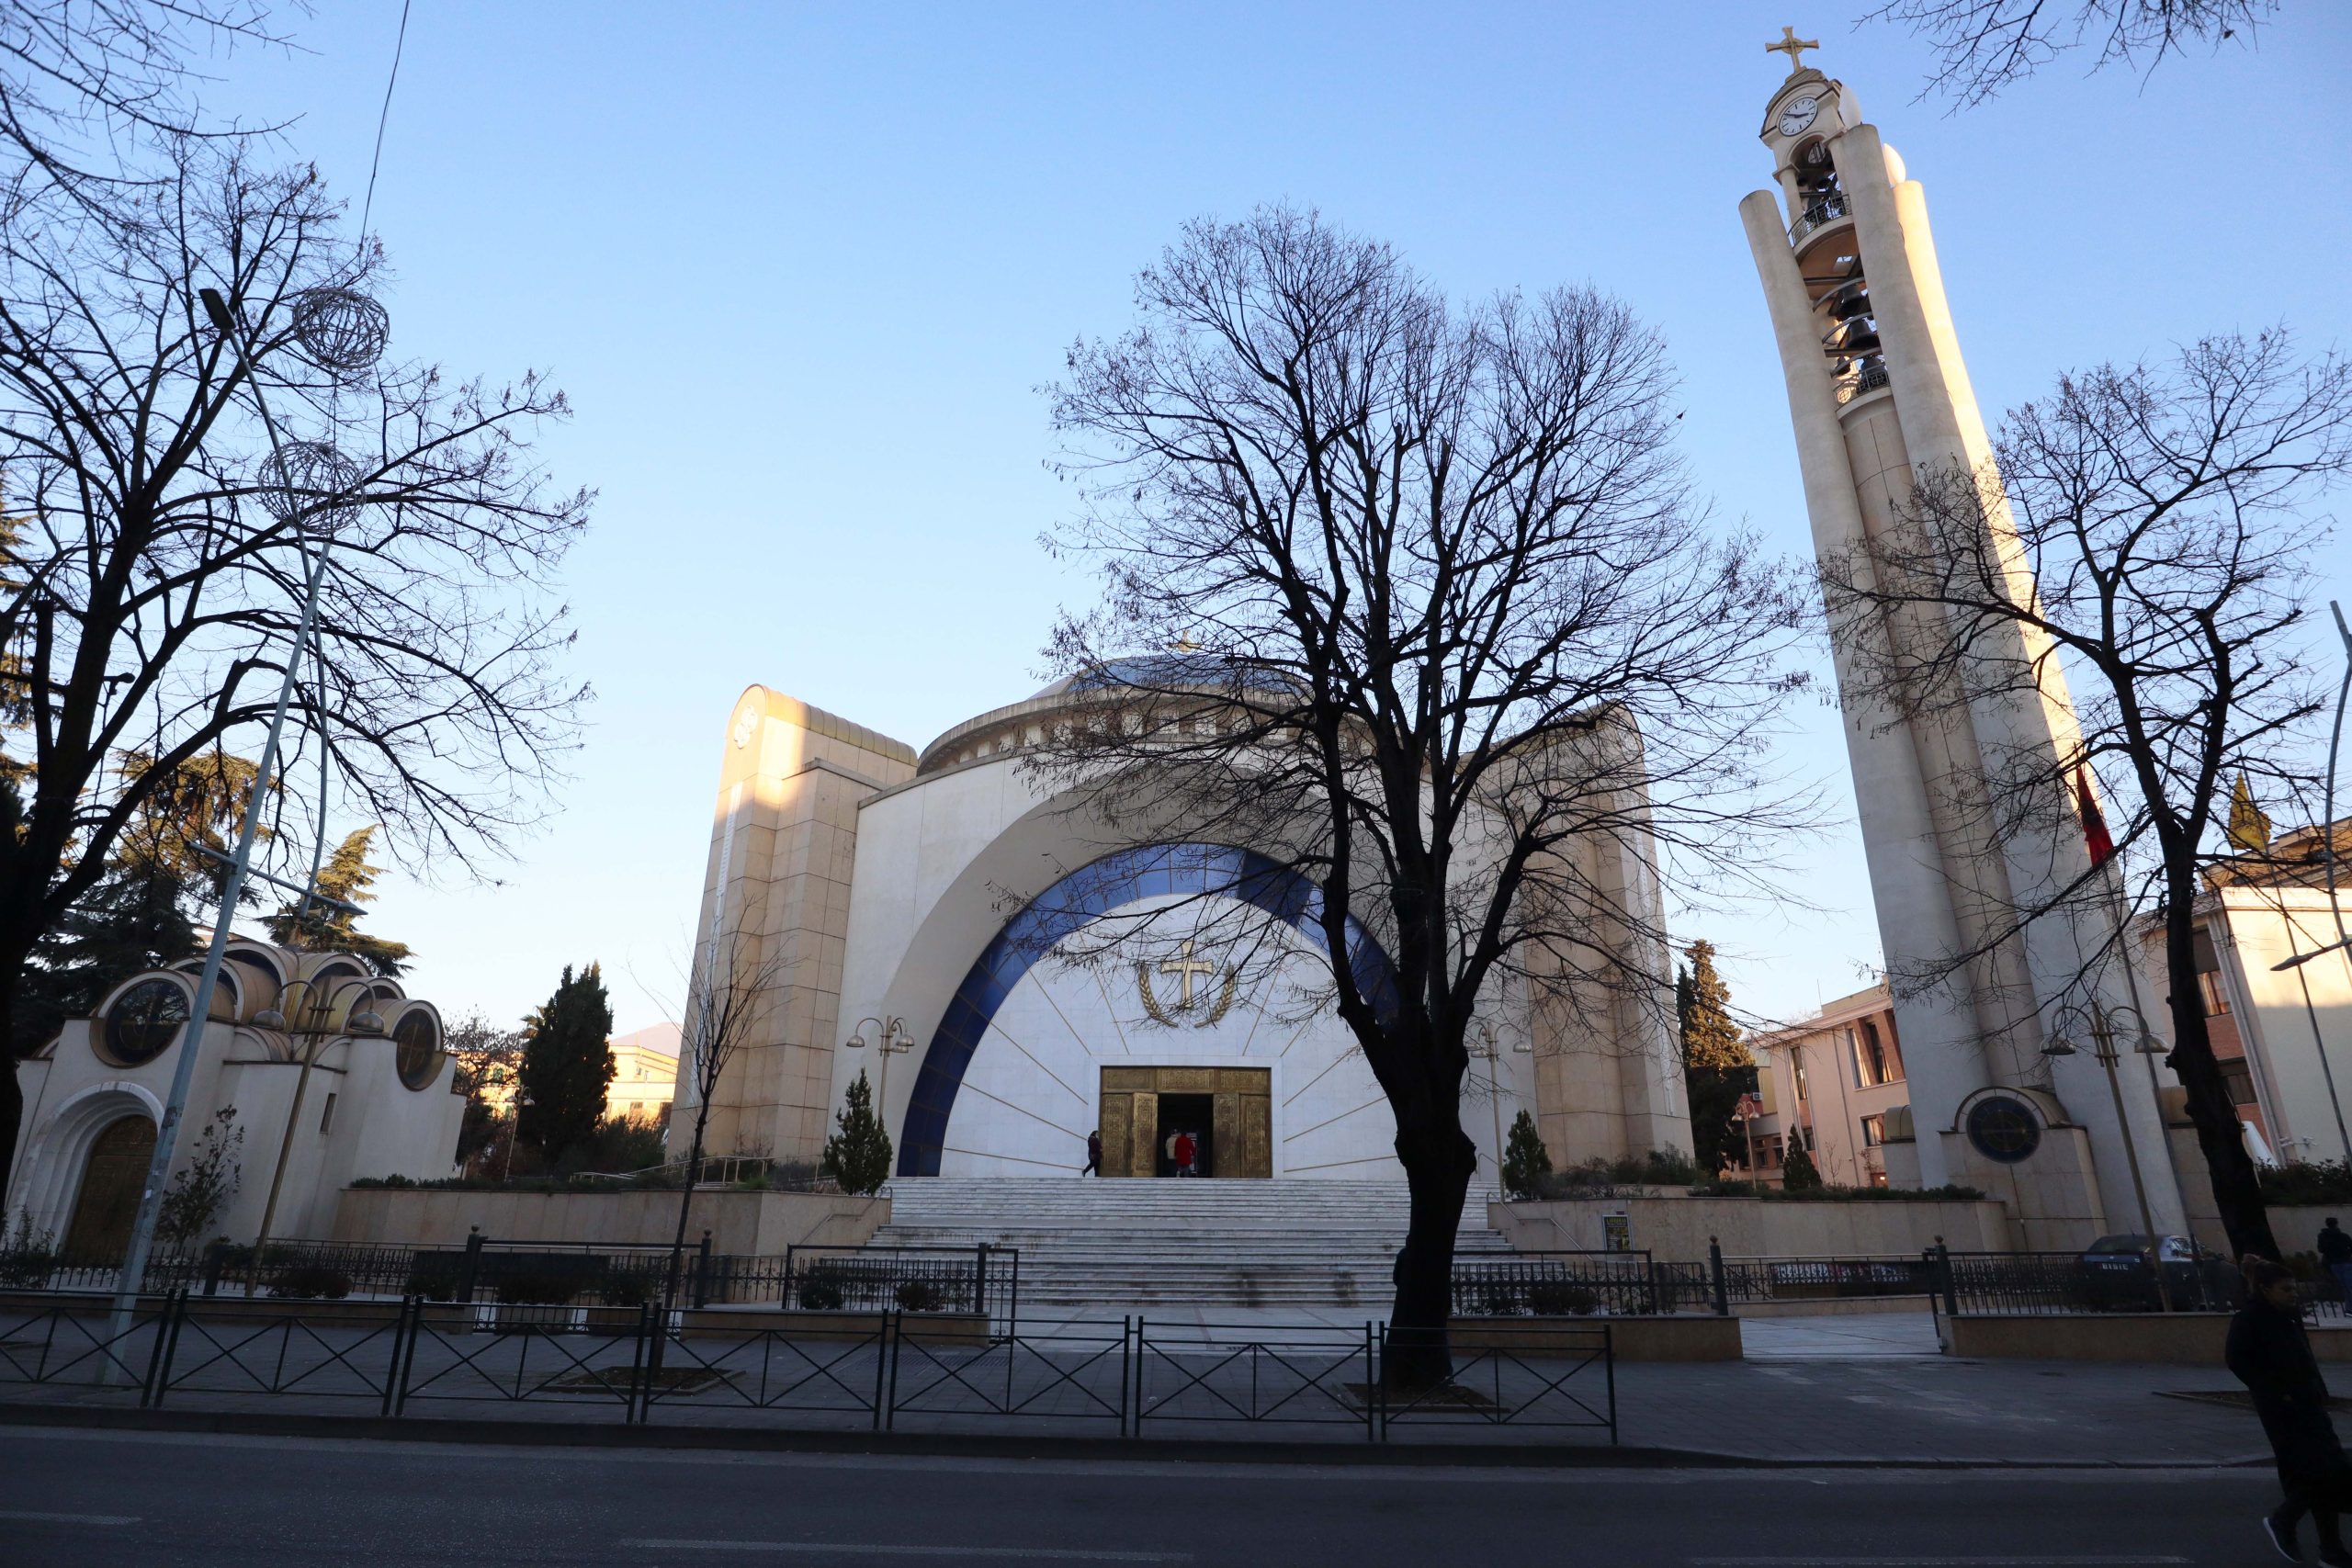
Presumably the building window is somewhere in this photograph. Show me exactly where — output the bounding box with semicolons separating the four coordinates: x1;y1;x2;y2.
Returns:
2220;1059;2258;1107
2198;970;2230;1017
1792;1059;1809;1102
1852;1021;1903;1087
319;1092;337;1134
100;978;191;1068
1860;1112;1885;1147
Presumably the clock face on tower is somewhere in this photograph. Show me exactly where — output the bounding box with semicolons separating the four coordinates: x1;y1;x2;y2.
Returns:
1779;96;1819;137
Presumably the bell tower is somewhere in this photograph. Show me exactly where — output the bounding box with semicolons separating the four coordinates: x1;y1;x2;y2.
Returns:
1737;35;2191;1244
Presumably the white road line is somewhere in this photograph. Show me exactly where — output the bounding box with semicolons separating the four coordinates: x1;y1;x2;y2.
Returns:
0;1509;141;1526
627;1543;1191;1562
1693;1559;2193;1566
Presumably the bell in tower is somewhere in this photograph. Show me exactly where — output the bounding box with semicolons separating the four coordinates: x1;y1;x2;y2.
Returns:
1736;34;2191;1247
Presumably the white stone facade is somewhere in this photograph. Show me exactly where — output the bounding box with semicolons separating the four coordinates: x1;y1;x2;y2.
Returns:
678;680;1687;1188
8;940;463;1257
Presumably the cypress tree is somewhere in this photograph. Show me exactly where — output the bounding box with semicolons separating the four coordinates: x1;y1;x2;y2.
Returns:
516;963;615;1167
1500;1109;1553;1200
1677;940;1756;1178
822;1069;893;1196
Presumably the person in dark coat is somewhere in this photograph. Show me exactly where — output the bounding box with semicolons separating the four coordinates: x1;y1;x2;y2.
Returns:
2319;1220;2352;1303
2231;1254;2351;1564
1082;1130;1102;1177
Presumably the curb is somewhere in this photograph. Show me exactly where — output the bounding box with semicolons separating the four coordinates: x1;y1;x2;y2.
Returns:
0;1402;2269;1471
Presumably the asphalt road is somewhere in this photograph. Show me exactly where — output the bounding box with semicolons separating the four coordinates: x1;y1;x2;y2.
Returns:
0;1427;2288;1568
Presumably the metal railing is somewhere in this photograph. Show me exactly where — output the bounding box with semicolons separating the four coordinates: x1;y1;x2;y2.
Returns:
1837;360;1891;403
1452;1249;1713;1317
1923;1246;2296;1318
1789;189;1851;244
0;1290;1615;1443
1718;1253;1933;1304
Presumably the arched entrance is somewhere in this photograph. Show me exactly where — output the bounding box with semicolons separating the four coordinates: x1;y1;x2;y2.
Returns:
61;1114;154;1266
895;841;1400;1178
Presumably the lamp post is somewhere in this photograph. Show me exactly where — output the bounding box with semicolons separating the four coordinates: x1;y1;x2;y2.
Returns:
2043;999;2173;1309
845;1016;916;1121
109;284;387;1312
245;975;391;1287
1470;1021;1531;1197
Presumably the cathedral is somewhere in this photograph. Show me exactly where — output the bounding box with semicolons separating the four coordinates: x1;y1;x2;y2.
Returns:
676;680;1687;1189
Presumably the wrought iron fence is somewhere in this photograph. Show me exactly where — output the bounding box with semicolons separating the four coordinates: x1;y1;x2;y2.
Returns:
1451;1250;1713;1316
0;1289;1615;1443
1717;1254;1933;1305
1928;1247;2254;1317
2;1235;1019;1331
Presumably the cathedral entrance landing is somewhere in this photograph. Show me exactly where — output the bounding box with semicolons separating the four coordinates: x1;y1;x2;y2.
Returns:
1098;1066;1272;1178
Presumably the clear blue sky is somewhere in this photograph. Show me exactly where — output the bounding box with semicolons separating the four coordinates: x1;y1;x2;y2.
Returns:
203;4;2352;1036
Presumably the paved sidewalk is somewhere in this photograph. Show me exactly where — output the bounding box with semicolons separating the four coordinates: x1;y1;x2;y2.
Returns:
1738;1308;1945;1359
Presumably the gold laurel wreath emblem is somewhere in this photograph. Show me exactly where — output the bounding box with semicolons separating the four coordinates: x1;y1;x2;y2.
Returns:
1135;962;1178;1027
1135;962;1241;1027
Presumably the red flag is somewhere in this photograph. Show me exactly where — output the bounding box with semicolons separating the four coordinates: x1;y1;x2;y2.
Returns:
2074;763;2114;867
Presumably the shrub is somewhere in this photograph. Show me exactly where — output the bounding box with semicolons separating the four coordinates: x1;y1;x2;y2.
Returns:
895;1279;945;1313
599;1269;659;1307
1477;1280;1523;1316
0;1213;57;1288
2261;1160;2352;1207
1526;1281;1600;1316
494;1272;582;1306
269;1265;354;1300
822;1071;894;1196
796;1273;845;1311
405;1263;464;1302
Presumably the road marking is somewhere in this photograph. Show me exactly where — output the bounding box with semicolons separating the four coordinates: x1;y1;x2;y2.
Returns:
1693;1551;2182;1561
0;1510;141;1526
627;1544;1191;1562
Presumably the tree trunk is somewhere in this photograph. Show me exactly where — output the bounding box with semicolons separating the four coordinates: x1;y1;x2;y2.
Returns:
2163;887;2278;1260
0;984;23;1216
1383;1111;1477;1391
663;1104;713;1310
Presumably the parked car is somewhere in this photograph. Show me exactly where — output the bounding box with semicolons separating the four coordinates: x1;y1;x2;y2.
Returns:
2075;1234;2233;1310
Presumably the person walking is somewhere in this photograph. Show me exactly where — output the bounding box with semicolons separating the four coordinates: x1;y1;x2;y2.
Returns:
2319;1219;2352;1305
1172;1129;1197;1179
2232;1254;2351;1565
1082;1129;1102;1178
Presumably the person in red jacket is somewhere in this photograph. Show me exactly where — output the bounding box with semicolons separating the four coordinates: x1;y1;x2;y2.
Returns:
1172;1129;1197;1178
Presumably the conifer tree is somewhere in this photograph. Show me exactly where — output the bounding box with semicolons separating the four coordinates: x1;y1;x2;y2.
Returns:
822;1069;893;1196
1677;940;1755;1177
263;827;413;976
1781;1123;1823;1191
1500;1109;1553;1201
515;964;615;1167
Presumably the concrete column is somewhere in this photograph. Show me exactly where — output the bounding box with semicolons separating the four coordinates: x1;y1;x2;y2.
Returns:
1741;188;1986;1185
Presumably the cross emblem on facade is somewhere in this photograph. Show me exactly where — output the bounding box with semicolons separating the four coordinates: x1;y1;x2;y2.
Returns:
1159;939;1217;1010
1766;25;1820;74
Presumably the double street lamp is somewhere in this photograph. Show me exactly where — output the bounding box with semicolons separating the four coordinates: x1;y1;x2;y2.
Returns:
109;281;390;1310
1470;1020;1532;1196
2043;998;2172;1308
844;1015;916;1119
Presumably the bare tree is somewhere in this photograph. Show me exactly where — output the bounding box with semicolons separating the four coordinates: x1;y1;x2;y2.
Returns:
1819;329;2350;1258
1863;0;2278;106
0;0;288;209
0;146;591;1208
662;937;786;1309
1035;208;1814;1383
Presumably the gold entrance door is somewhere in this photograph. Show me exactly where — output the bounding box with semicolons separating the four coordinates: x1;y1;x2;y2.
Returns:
1097;1066;1272;1178
62;1114;156;1266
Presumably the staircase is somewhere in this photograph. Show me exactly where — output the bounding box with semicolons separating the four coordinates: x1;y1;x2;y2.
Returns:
870;1177;1514;1309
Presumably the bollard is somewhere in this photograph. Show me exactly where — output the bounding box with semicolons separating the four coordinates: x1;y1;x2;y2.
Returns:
1709;1235;1729;1317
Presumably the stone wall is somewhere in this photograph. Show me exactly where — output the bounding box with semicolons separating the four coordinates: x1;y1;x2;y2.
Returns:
1487;1193;2016;1258
331;1187;888;1256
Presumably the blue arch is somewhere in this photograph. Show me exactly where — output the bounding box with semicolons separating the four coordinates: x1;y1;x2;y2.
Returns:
895;842;1400;1178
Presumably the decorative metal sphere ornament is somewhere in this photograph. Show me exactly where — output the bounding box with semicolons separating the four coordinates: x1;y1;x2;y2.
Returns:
288;287;390;373
256;441;364;529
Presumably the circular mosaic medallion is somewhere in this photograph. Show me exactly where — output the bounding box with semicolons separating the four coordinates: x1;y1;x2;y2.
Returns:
1964;1094;2042;1165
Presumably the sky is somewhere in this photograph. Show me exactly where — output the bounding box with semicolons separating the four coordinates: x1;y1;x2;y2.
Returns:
194;3;2352;1038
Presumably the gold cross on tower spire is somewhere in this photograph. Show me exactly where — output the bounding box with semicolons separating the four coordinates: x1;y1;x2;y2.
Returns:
1766;25;1820;76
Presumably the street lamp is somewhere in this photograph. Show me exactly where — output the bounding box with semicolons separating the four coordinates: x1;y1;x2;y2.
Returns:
844;1015;916;1122
2043;998;2172;1308
1470;1020;1532;1197
109;283;388;1310
245;975;396;1287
